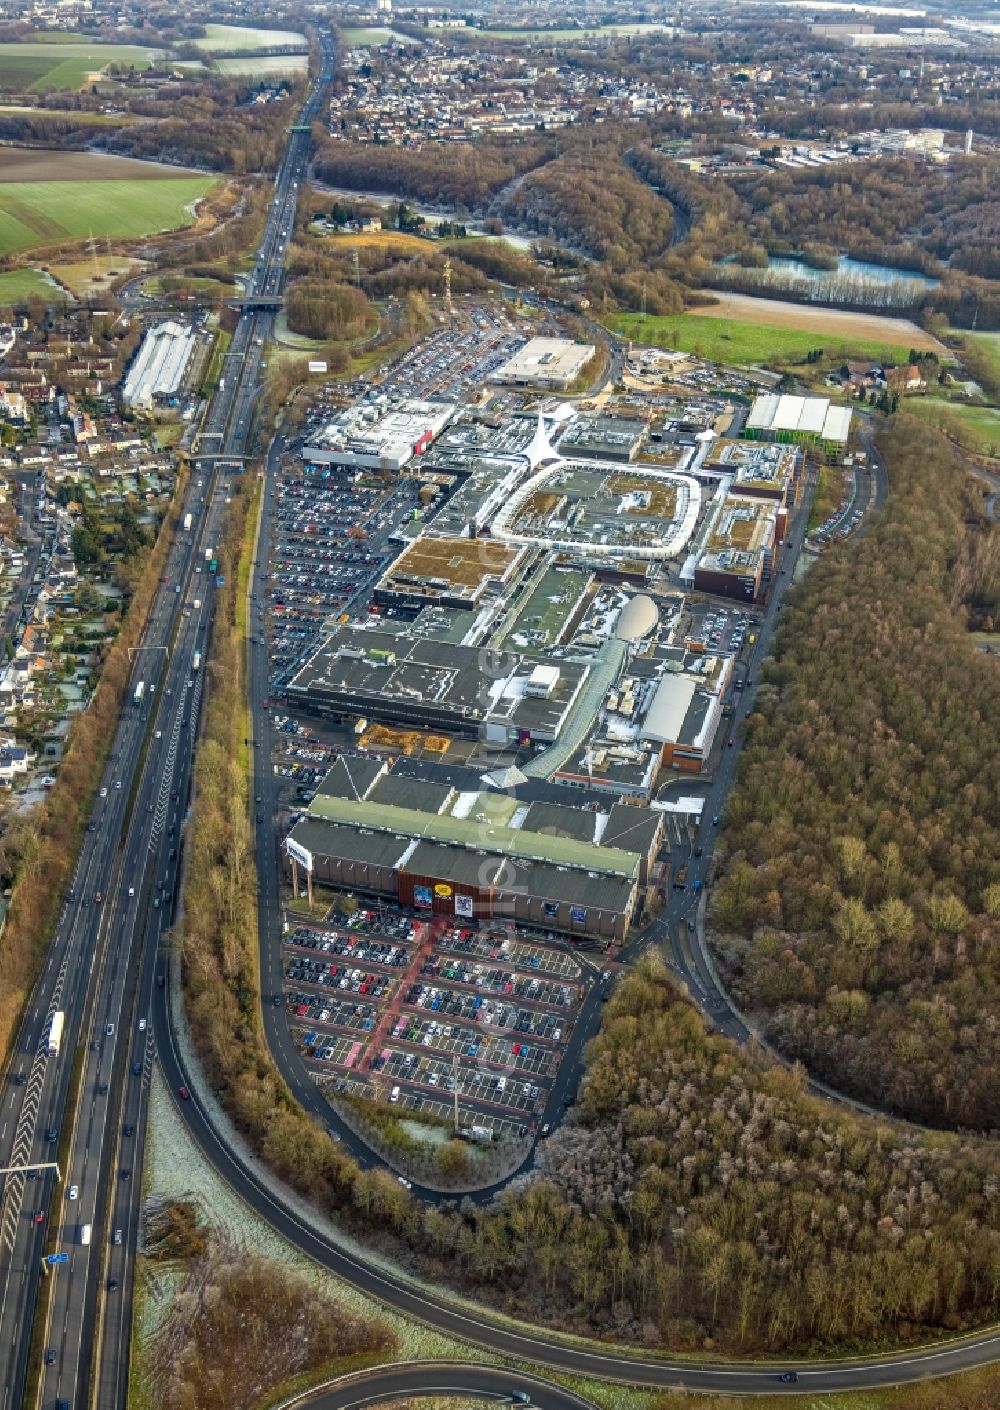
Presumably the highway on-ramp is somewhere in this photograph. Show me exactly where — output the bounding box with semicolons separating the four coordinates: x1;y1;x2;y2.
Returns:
285;1364;600;1410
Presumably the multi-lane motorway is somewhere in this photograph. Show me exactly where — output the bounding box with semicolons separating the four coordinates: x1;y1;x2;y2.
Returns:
0;34;336;1410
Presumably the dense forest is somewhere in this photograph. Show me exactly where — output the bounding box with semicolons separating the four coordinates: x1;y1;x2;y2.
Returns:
731;154;1000;277
99;79;303;174
498;143;675;265
712;419;1000;1129
285;280;373;342
313;135;554;209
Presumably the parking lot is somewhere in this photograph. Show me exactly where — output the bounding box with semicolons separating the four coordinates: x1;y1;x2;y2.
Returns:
687;602;757;657
262;468;419;693
280;909;596;1136
375;305;524;402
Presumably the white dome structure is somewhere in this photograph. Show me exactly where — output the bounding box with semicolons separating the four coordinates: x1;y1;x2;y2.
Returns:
614;594;658;642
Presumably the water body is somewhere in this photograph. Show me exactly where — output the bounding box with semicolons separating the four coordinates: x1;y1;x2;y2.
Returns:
765;254;938;290
714;253;938;309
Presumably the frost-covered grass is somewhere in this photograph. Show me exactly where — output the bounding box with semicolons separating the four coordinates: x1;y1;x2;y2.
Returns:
135;1068;487;1364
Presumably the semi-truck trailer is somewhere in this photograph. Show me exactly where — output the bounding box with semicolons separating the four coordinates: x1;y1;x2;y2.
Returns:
133;681;145;705
47;1010;64;1056
192;651;201;672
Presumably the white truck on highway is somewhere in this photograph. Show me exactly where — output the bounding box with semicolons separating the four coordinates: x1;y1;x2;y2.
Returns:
47;1010;64;1057
133;681;145;705
183;512;193;532
192;651;201;672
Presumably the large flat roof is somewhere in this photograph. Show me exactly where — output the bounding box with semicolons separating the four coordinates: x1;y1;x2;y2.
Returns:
307;792;641;878
382;536;524;596
496;336;595;385
747;392;852;443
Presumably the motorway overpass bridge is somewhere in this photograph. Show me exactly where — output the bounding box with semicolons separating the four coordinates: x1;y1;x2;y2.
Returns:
227;295;285;311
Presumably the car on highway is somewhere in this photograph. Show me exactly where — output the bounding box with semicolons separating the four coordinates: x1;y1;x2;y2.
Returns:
178;1084;191;1100
44;1348;56;1366
95;891;102;904
113;1229;123;1245
67;1184;78;1201
105;1023;114;1036
33;1209;45;1224
139;1018;147;1032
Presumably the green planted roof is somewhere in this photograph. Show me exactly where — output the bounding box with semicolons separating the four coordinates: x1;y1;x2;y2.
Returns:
308;792;640;879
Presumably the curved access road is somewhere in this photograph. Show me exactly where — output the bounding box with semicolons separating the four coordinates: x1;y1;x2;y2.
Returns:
153;972;1000;1397
285;1363;599;1410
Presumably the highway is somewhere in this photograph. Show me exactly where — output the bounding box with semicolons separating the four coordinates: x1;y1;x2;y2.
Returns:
0;35;335;1410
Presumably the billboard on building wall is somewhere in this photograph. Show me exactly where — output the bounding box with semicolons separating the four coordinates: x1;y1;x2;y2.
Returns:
455;894;474;918
286;837;313;873
542;901;559;919
433;883;453;898
570;906;587;924
414;885;433;909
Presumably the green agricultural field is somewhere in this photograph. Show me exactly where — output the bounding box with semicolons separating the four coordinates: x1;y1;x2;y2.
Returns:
964;331;1000;393
0;268;66;304
193;23;307;52
0;41;162;93
612;311;917;370
905;397;1000;457
0;176;214;256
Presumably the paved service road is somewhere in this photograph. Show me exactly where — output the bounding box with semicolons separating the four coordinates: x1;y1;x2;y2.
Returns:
287;1363;600;1410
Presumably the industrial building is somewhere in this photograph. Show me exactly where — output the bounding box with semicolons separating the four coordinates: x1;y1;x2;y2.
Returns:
557;414;647;462
372;534;528;615
303;398;454;472
693;491;777;602
744;394;852;454
638;647;732;772
121;321;197;411
285;624;590;744
494;337;596;390
283;756;663;944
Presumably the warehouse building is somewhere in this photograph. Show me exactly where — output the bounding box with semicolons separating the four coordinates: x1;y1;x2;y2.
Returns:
372;534;529;615
744;393;852;455
494;336;596;390
121;321;197;411
303;398;454;472
694;491;777;602
283;756;657;944
286;624;590;744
